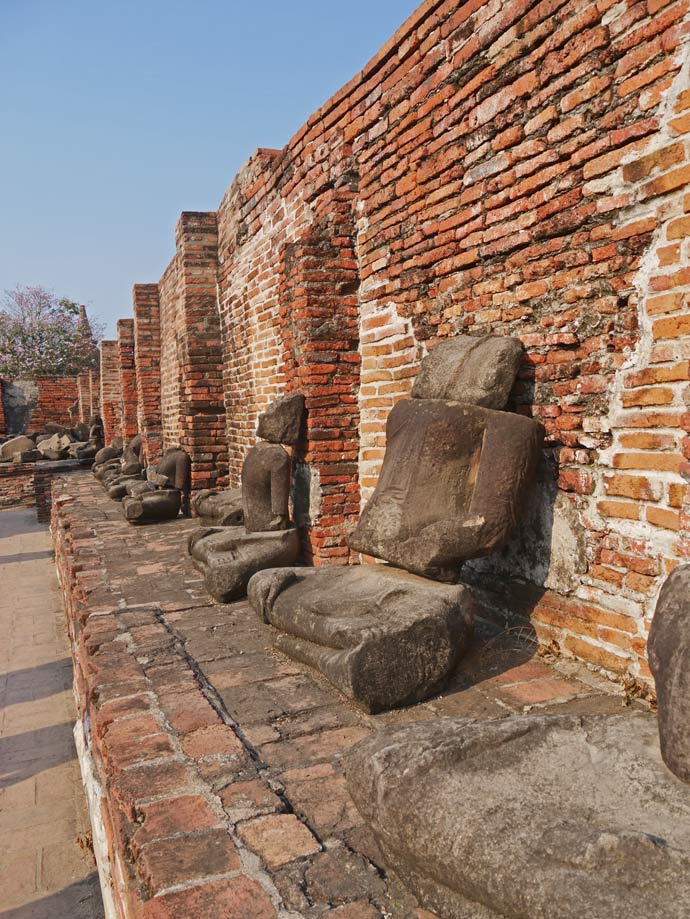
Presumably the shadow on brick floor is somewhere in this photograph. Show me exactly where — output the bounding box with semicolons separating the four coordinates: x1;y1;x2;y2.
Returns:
0;722;76;788
0;550;55;565
0;874;104;919
0;658;73;709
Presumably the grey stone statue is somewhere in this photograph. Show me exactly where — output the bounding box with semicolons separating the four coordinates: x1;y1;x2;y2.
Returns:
75;415;105;461
121;446;191;523
188;393;304;601
92;442;123;479
192;488;244;527
247;335;543;712
101;435;144;499
648;563;690;783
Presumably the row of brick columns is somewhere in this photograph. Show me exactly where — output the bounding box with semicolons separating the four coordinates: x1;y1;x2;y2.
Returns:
99;198;361;566
100;213;229;492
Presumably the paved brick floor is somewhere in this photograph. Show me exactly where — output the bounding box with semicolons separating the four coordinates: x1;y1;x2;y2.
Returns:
49;473;647;918
0;508;104;919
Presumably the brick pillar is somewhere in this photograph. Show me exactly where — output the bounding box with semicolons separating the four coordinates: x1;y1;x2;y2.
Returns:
89;370;100;415
77;374;89;422
176;212;228;491
0;380;5;436
117;319;138;443
280;175;361;565
133;284;163;464
100;340;123;445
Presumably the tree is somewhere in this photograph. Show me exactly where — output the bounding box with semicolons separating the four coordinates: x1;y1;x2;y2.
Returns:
0;286;104;378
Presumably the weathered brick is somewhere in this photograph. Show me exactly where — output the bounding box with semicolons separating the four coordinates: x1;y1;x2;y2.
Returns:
139;829;241;895
238;814;321;868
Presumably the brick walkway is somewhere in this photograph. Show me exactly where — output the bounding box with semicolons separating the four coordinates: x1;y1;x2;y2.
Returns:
0;508;104;919
52;474;642;918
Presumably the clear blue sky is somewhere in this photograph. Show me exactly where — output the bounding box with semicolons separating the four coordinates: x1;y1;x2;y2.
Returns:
0;0;420;337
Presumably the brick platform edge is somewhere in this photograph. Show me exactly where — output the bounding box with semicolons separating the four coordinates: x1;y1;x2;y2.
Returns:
1;459;87;520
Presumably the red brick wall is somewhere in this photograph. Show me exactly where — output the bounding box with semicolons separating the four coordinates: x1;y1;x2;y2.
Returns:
103;0;690;686
159;247;183;455
213;0;690;680
133;284;163;463
77;374;89;423
156;213;227;491
100;341;123;445
89;369;100;416
117;319;138;443
25;376;78;433
0;463;35;509
217;149;362;564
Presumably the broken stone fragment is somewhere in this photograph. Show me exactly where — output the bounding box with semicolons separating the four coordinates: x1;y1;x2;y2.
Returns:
36;432;72;460
256;392;305;445
346;713;690;919
13;449;41;463
411;334;523;408
648;563;690;783
0;435;35;459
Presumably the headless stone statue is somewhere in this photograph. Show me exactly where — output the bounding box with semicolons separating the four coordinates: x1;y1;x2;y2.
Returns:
248;335;543;712
93;441;123;479
189;393;304;601
648;563;690;783
104;435;145;500
241;442;291;532
122;447;192;523
76;415;105;461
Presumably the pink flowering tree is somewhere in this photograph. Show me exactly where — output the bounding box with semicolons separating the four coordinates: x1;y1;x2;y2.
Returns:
0;285;103;378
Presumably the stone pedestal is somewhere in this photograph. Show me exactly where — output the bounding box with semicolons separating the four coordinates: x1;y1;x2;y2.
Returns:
249;565;475;712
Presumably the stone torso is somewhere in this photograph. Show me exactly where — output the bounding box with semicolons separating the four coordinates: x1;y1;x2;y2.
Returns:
241;442;291;533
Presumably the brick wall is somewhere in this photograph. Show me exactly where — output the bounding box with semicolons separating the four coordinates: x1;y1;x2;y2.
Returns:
77;374;89;422
117;319;138;443
77;371;101;422
100;341;123;445
102;0;690;686
0;463;35;509
0;459;83;517
24;376;78;433
0;380;5;435
89;369;100;415
133;284;163;463
156;212;227;490
217;148;362;563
